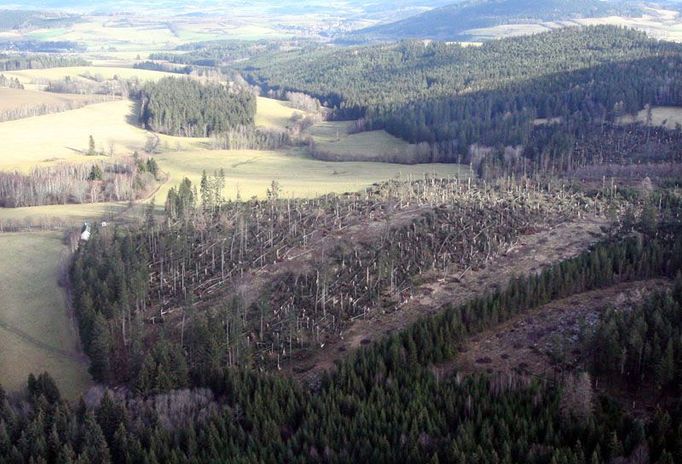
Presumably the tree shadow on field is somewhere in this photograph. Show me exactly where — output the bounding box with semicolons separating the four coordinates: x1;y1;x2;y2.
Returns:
126;98;145;129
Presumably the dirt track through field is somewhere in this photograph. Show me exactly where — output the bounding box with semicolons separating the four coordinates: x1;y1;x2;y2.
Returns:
0;318;85;362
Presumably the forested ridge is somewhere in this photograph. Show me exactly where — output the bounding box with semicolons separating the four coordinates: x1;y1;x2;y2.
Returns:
247;27;679;116
0;10;81;32
138;77;256;137
149;39;309;67
350;0;645;41
245;26;682;166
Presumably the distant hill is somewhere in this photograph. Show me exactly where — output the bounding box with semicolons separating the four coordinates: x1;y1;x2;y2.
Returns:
0;9;81;31
0;1;454;17
349;0;648;41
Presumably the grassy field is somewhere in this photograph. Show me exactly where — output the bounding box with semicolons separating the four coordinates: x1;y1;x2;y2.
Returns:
617;106;682;129
0;149;469;226
154;148;469;201
25;21;182;52
0;99;208;171
0;95;302;171
0;100;152;170
0;232;91;399
18;17;289;51
255;97;302;129
0;88;99;114
4;66;178;88
0;93;467;223
307;121;421;162
0;202;129;230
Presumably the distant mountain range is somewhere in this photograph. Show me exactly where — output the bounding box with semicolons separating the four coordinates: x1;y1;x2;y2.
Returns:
3;0;682;44
349;0;680;41
0;1;453;17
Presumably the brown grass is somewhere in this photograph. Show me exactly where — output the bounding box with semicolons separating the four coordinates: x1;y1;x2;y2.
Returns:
0;88;100;113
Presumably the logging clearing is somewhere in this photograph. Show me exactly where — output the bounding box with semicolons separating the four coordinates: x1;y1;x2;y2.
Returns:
70;177;613;385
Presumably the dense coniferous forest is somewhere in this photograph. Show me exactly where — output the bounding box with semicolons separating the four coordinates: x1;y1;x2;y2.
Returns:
149;39;312;67
0;40;86;53
138;77;257;137
245;27;682;166
588;277;682;393
0;53;89;71
132;61;192;74
583;190;682;394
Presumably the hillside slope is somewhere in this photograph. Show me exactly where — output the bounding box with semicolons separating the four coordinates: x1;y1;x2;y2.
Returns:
351;0;647;41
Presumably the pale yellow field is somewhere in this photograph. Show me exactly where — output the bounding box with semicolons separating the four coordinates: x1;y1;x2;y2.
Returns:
0;96;303;171
154;148;469;201
0;100;148;169
29;21;182;51
0;88;102;113
4;66;177;87
255;97;302;129
0;93;466;223
24;17;288;51
0;232;92;399
0;202;129;230
308;121;421;162
0;99;205;171
85;50;156;63
0;148;469;226
617;106;682;130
